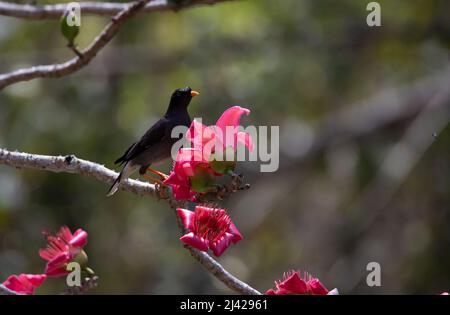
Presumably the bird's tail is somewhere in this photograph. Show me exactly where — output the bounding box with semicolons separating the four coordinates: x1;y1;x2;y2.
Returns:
107;162;136;196
107;172;122;197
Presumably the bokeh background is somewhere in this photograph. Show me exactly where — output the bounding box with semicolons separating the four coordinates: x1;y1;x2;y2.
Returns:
1;0;449;294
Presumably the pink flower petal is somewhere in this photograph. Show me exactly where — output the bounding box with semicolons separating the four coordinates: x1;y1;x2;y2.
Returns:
70;230;88;248
3;274;46;295
308;278;329;295
164;172;185;186
3;275;30;295
24;274;47;287
228;222;243;244
277;272;308;294
180;232;209;252
39;248;55;261
195;205;215;215
172;184;196;201
236;131;254;152
273;288;292;295
58;226;74;243
210;233;234;257
216;106;250;131
187;120;216;150
176;208;196;230
45;252;72;276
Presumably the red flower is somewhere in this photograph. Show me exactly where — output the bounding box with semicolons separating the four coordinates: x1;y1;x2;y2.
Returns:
266;271;329;295
165;107;253;200
187;106;253;165
2;274;46;295
164;148;215;201
39;226;88;277
177;205;242;256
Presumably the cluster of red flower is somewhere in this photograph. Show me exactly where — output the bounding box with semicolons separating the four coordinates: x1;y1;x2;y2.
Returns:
164;106;253;201
165;106;332;294
2;226;88;294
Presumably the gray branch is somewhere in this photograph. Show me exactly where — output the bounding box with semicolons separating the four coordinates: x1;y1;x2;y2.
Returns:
0;148;156;196
0;0;234;90
186;247;262;295
0;147;261;295
0;0;150;90
0;0;233;19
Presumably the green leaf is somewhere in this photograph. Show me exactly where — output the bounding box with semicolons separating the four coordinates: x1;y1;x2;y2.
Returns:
60;12;80;44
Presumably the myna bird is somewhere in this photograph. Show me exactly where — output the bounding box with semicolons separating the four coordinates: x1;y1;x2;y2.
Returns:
107;87;199;196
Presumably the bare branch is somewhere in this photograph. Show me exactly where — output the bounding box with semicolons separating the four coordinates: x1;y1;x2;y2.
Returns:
0;0;235;90
0;148;156;196
0;147;261;295
186;246;262;295
0;0;234;20
0;0;152;90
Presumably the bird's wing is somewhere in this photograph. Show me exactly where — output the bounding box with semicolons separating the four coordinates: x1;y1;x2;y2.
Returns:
114;118;170;164
114;142;136;165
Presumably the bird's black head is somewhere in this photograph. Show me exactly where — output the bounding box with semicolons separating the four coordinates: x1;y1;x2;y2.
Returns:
166;87;199;116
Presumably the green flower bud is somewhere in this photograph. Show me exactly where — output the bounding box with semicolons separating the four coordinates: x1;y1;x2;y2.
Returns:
72;249;88;268
209;147;236;175
190;168;215;193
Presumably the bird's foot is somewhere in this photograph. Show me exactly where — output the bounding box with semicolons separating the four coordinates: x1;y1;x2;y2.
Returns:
142;173;170;200
154;180;171;200
146;167;168;181
142;173;165;186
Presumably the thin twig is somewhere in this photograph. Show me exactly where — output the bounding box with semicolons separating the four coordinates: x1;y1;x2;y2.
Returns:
186;246;261;295
0;0;235;90
0;0;151;90
0;0;235;20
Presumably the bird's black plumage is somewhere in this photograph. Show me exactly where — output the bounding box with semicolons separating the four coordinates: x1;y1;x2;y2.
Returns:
114;118;170;167
107;87;197;196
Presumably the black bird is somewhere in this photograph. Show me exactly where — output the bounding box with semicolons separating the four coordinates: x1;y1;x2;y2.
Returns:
107;87;199;196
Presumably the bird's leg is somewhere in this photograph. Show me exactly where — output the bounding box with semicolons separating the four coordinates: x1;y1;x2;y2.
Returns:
146;167;168;181
142;170;171;200
142;173;164;186
142;167;168;187
142;174;162;185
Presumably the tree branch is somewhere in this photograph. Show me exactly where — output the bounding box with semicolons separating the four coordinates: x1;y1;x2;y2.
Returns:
0;148;156;196
0;0;235;90
0;0;234;20
186;247;261;295
0;0;152;90
0;147;261;295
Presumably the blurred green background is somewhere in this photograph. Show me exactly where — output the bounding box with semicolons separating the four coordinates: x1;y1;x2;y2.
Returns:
0;0;449;294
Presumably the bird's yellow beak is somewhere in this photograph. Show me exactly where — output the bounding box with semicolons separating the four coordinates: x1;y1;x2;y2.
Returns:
191;90;200;97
